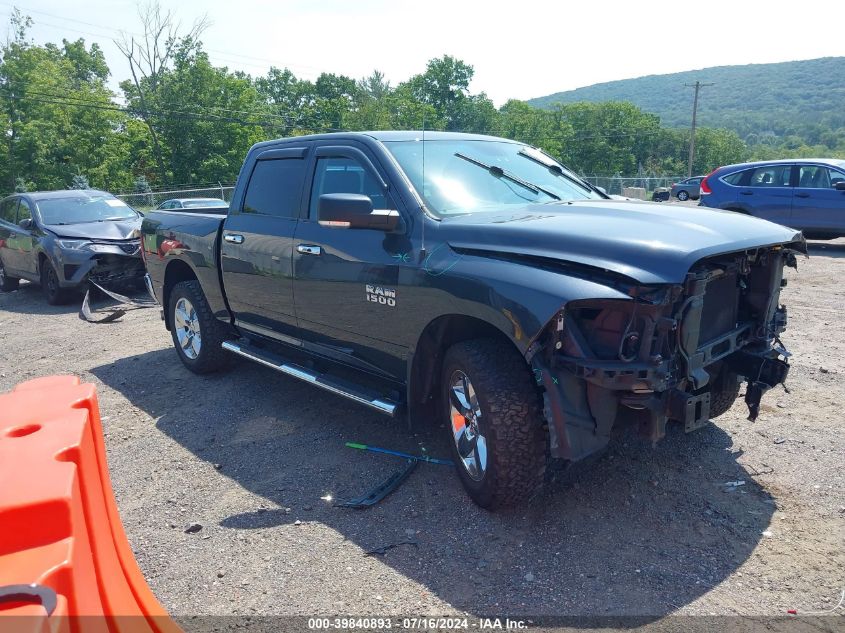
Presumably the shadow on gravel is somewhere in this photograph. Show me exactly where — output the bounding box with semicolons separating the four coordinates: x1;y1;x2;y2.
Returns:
92;348;774;620
0;282;82;315
807;241;845;259
0;282;149;316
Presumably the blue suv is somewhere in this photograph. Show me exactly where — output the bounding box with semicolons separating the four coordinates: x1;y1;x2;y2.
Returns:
699;159;845;239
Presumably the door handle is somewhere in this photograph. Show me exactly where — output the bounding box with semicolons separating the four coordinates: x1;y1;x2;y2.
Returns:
795;192;810;198
739;190;753;196
297;244;322;256
223;233;244;244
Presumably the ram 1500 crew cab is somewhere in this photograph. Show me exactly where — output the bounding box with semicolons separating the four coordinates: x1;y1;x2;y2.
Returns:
142;132;805;509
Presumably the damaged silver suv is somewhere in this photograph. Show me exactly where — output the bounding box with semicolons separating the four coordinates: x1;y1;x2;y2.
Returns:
0;189;144;304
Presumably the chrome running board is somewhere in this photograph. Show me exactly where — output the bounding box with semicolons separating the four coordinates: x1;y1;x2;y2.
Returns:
221;340;399;417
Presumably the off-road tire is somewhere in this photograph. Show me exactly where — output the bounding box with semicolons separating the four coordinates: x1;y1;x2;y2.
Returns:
709;372;741;419
40;260;71;305
677;190;690;201
169;280;232;374
441;339;546;510
0;259;20;291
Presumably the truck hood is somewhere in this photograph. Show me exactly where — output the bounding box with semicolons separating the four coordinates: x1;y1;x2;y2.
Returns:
441;200;805;284
47;218;142;241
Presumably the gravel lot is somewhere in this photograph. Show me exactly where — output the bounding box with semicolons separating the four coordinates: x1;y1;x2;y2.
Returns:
1;238;843;625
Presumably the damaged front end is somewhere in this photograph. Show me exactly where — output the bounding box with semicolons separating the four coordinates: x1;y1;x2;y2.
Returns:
529;242;804;462
57;238;146;289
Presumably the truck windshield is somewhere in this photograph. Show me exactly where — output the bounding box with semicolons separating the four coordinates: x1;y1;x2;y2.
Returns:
37;196;137;225
384;139;600;217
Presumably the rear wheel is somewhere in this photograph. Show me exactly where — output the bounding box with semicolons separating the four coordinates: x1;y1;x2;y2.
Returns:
40;260;71;305
677;190;690;201
0;259;20;292
169;280;232;374
441;339;546;509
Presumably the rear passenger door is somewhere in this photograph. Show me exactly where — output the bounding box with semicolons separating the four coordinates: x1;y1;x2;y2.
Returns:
739;164;793;226
790;164;845;234
221;145;310;340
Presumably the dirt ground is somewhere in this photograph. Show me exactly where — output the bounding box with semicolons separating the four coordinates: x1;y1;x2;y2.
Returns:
1;238;843;627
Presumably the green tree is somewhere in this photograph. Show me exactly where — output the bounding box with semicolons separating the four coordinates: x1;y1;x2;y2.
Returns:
70;173;90;189
403;55;477;130
116;2;208;183
0;10;129;192
149;42;266;184
690;128;748;174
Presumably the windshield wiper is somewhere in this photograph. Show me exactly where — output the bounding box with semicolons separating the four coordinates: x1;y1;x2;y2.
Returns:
516;149;596;195
454;152;561;201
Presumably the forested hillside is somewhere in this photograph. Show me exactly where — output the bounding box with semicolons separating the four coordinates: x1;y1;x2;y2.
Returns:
528;58;845;158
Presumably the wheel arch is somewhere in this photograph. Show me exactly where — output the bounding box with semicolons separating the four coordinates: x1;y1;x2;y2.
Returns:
37;250;48;274
406;313;529;428
162;259;198;330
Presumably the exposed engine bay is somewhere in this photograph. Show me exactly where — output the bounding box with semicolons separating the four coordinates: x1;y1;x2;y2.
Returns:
529;242;805;461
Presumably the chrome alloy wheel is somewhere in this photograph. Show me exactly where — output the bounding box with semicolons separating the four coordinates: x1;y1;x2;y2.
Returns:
174;297;201;360
448;370;488;481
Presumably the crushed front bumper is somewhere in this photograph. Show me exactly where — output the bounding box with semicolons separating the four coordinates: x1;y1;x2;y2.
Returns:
56;241;145;289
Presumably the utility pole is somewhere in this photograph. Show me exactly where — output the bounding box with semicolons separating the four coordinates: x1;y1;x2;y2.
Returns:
684;80;714;177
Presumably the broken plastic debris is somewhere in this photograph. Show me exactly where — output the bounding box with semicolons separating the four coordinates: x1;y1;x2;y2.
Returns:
723;480;746;488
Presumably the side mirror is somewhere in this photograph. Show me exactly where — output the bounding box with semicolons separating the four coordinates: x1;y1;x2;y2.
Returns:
317;193;401;231
835;181;845;191
18;218;33;231
596;186;608;195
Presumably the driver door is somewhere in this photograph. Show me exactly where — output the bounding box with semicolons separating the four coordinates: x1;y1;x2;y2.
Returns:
292;143;409;380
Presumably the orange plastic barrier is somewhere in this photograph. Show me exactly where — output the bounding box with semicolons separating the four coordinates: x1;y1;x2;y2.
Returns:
0;376;182;633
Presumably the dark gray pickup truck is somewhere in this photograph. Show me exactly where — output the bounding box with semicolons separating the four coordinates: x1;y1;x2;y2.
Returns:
142;131;805;509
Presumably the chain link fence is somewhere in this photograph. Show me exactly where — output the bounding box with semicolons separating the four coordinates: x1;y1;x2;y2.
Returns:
580;175;685;198
114;175;687;210
115;185;235;211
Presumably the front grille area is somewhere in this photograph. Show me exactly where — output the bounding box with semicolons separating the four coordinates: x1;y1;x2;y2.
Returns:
699;271;740;344
88;256;145;285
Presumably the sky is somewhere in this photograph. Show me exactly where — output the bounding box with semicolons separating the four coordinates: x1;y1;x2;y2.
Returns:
3;0;844;106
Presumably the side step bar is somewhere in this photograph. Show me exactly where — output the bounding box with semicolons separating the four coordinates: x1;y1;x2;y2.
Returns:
221;340;400;417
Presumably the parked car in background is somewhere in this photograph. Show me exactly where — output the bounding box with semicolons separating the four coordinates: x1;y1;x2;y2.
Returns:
671;176;704;201
142;131;803;509
699;159;845;239
156;198;228;210
0;190;144;304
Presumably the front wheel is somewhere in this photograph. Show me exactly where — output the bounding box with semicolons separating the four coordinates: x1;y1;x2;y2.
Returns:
709;371;741;419
40;260;71;305
677;190;690;201
0;259;20;292
169;280;232;374
441;339;546;509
